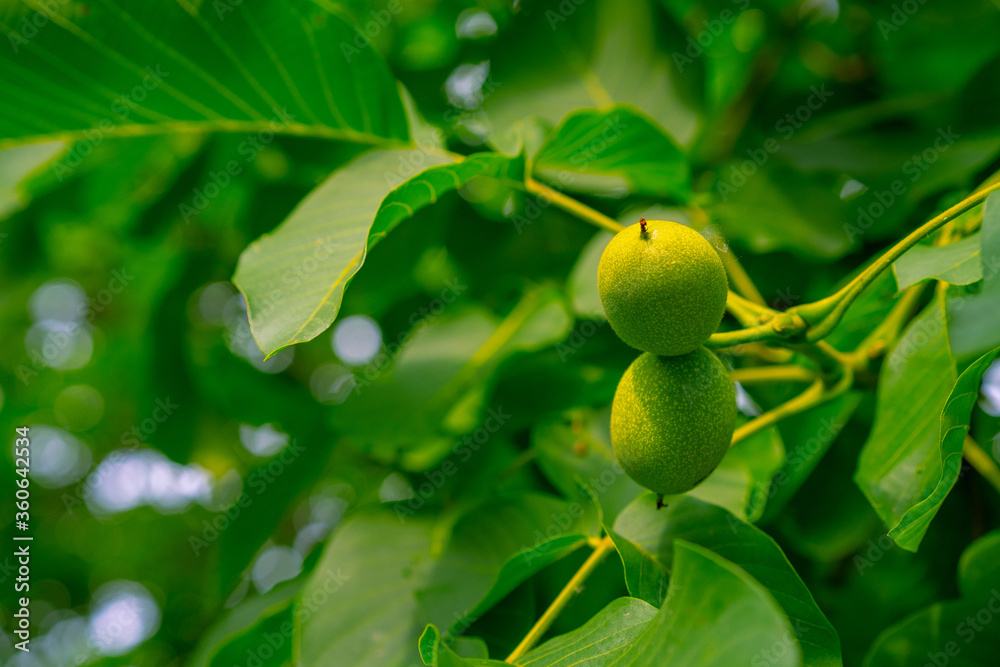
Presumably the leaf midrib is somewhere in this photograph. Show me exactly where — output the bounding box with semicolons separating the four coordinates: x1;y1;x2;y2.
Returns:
0;119;412;151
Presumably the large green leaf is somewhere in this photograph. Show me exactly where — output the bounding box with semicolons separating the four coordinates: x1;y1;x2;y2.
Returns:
531;415;644;525
329;286;572;450
761;393;863;522
694;423;785;522
418;493;595;636
0;0;407;148
234;152;521;356
894;233;983;290
616;541;801;666
864;531;1000;666
498;544;802;666
298;511;439;667
482;0;699;153
613;495;841;667
709;164;854;260
889;346;1000;548
300;494;589;667
855;296;961;551
949;192;1000;355
532;106;691;200
514;597;658;665
188;582;299;667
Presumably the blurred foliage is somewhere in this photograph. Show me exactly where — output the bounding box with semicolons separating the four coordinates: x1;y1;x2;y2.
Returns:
1;0;1000;666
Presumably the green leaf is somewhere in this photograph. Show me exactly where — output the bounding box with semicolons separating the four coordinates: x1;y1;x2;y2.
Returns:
681;424;785;522
889;346;1000;548
700;424;785;522
419;626;505;666
894;233;983;290
0;0;408;148
606;529;669;606
762;393;863;522
616;541;801;666
418;493;595;635
567;230;613;319
515;597;658;665
0;142;65;218
234;152;521;356
613;495;841;667
531;416;644;525
482;0;699;153
188;582;299;667
301;494;590;667
299;511;438;667
855;295;958;551
949;192;1000;356
330;285;572;448
532;106;691;200
709;164;855;260
863;530;1000;667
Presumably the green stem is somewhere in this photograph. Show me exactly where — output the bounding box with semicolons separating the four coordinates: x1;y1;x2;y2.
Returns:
706;321;782;349
731;358;853;446
731;380;824;446
849;281;930;370
796;182;1000;341
720;250;767;306
427;288;543;417
727;291;772;328
730;365;818;384
524;177;624;234
689;205;767;306
506;536;615;663
964;437;1000;496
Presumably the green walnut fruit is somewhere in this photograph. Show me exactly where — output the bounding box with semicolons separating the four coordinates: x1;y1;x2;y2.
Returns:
598;219;728;356
611;348;737;496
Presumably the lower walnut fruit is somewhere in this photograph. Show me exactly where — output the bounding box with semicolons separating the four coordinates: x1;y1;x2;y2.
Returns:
611;347;737;496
